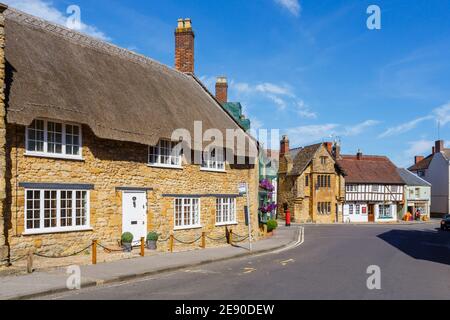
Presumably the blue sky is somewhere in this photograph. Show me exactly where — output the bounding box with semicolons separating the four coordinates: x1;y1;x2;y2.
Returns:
5;0;450;167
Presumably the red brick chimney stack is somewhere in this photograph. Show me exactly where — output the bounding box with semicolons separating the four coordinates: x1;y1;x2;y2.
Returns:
435;140;444;153
280;136;290;157
215;77;228;104
324;142;333;155
175;18;195;74
414;156;424;164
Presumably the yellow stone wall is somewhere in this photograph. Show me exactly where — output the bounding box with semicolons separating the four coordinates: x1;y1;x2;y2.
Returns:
0;8;8;265
5;124;260;259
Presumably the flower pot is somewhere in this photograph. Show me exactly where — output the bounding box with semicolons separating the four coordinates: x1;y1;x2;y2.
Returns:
122;243;132;252
146;240;157;250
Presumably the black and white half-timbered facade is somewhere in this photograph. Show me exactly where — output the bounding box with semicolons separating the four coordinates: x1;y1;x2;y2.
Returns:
337;153;405;223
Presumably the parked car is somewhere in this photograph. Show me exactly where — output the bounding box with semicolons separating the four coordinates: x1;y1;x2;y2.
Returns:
441;214;450;231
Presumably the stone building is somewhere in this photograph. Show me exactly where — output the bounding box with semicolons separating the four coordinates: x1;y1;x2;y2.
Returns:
0;6;259;265
277;136;345;223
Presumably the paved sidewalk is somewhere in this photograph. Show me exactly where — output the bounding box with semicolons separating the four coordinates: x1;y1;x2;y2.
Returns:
0;226;301;300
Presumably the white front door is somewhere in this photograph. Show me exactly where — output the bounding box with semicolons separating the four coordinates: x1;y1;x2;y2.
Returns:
122;191;147;244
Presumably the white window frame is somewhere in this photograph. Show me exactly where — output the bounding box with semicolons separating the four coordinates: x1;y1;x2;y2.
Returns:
24;189;91;235
174;198;201;230
379;205;392;219
216;198;237;226
148;140;182;169
201;148;226;172
25;119;83;160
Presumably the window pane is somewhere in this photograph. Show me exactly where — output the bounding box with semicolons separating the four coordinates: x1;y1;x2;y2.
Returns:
47;122;63;154
26;190;41;229
44;190;57;228
75;191;88;226
60;191;73;227
65;124;81;156
27;120;45;152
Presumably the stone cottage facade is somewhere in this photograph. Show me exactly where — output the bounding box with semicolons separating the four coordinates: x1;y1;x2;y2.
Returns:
277;136;345;223
0;6;259;265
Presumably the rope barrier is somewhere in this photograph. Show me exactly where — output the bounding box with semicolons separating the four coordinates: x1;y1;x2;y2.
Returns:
9;255;28;263
173;235;203;245
97;242;126;253
157;236;171;243
206;234;227;241
34;244;92;259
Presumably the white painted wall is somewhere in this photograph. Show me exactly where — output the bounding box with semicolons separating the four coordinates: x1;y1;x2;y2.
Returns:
422;153;450;214
343;203;369;223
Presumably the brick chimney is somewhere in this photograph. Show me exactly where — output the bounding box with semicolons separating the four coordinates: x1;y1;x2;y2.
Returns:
215;77;228;104
357;150;363;160
414;156;424;164
175;18;195;73
435;140;444;153
280;135;290;157
432;146;435;154
324;142;333;155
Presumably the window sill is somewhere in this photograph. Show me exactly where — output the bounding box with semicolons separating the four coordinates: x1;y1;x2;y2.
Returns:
23;227;93;236
174;225;202;231
216;222;238;227
200;168;226;173
148;164;183;170
25;152;84;162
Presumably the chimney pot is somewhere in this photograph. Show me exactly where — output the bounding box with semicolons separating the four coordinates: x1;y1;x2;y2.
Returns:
215;77;228;104
357;150;363;160
324;142;333;154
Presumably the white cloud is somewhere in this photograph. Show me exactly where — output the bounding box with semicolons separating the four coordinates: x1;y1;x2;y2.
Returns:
287;124;338;146
286;120;379;147
295;100;317;119
5;0;110;40
433;101;450;126
394;139;434;168
274;0;301;17
378;116;433;138
345;120;380;136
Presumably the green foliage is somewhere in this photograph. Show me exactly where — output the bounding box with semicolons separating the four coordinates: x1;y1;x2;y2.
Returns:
146;232;159;242
267;219;278;232
121;232;133;244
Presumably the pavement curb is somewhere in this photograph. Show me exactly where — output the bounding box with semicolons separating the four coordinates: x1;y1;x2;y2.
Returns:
8;227;303;300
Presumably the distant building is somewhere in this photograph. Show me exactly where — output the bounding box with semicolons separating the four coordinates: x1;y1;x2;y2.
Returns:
337;152;405;223
397;168;431;220
278;137;345;223
409;140;450;216
214;77;251;131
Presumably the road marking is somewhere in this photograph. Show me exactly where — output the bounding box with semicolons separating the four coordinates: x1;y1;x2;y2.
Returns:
242;267;256;274
185;269;219;274
254;226;305;257
280;259;295;266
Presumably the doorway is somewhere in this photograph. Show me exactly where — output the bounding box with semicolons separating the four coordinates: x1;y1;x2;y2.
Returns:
122;191;147;243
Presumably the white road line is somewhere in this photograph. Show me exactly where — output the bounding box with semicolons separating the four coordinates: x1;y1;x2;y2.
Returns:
254;226;305;257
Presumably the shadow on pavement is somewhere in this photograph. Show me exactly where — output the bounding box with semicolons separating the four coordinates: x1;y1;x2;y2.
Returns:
378;229;450;266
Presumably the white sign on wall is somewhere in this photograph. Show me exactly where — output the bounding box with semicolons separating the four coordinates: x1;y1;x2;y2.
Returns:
238;183;247;195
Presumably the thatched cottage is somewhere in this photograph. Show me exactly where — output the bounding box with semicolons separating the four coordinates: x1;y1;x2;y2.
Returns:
0;5;259;265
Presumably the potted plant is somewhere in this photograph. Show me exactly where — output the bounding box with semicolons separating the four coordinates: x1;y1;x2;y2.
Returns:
146;232;159;250
121;232;134;252
266;219;278;236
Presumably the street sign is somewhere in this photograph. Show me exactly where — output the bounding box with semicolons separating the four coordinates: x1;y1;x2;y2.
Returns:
238;183;247;195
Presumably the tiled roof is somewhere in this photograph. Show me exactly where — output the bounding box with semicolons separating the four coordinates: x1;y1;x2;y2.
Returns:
408;149;450;171
337;155;404;184
397;168;431;187
288;144;323;176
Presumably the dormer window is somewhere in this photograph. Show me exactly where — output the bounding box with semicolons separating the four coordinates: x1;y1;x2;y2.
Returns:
148;139;182;168
201;148;225;172
26;119;82;160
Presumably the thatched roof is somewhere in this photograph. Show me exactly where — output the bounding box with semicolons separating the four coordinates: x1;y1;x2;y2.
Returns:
4;7;255;153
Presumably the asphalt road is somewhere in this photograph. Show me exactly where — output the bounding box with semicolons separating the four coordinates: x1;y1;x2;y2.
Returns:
40;223;450;300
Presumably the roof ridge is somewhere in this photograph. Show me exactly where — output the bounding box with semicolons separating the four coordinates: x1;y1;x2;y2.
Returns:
4;7;189;79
